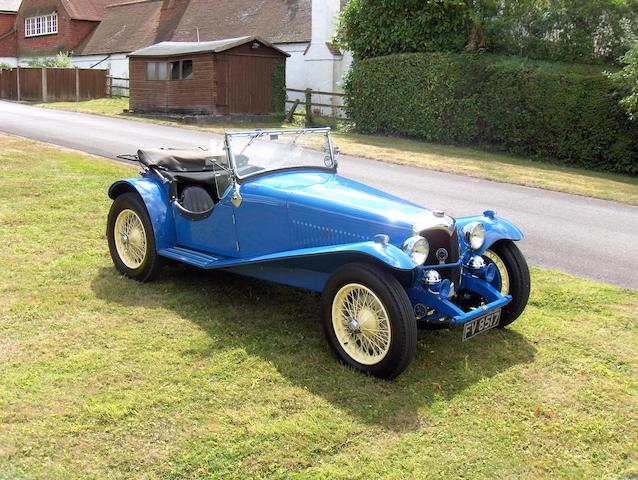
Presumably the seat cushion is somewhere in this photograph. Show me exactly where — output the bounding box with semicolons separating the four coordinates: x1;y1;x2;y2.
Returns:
180;185;215;214
138;148;214;172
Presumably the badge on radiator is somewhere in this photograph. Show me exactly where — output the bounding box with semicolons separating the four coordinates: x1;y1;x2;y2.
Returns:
436;248;449;264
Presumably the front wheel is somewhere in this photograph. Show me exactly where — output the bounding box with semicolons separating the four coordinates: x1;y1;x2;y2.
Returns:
107;192;162;282
483;241;530;328
322;263;417;379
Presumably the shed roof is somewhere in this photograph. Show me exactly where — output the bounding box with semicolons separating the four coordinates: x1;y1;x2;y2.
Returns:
128;36;290;58
77;0;163;55
0;0;20;13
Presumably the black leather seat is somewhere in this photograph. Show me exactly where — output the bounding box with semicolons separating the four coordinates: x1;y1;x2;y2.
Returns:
175;185;215;220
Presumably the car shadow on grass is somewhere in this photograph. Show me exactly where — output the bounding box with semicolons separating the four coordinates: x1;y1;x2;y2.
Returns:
92;264;536;432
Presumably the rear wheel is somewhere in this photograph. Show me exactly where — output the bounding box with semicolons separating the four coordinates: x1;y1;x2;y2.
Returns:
483;241;530;327
107;193;162;282
322;263;417;379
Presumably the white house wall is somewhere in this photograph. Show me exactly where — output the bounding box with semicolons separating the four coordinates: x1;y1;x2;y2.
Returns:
71;53;129;78
0;56;17;67
276;42;307;92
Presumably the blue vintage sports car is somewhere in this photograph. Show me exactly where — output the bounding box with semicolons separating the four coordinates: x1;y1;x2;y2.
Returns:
107;127;530;379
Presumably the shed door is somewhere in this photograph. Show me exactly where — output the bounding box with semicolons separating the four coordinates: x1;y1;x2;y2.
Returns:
220;54;277;114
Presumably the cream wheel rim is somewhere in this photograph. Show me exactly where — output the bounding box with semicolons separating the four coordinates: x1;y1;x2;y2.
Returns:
331;283;391;365
114;209;147;269
483;250;510;295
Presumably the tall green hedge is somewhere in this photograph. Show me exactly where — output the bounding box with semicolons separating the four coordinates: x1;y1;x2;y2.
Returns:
345;53;638;175
270;62;286;116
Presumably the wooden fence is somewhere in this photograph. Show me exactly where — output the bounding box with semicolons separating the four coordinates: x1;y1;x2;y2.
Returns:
285;88;351;123
107;76;130;98
0;67;108;102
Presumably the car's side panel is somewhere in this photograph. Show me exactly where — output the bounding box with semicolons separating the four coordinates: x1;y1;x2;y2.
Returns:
232;182;291;256
221;242;416;291
108;178;176;250
172;197;239;257
456;215;524;255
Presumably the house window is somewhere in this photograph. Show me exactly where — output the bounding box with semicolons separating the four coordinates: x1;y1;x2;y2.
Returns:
169;60;193;80
182;60;193;79
146;61;168;80
25;12;58;37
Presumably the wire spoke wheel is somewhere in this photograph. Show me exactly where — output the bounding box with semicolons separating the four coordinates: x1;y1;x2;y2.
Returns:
483;249;510;295
331;283;391;365
114;209;147;269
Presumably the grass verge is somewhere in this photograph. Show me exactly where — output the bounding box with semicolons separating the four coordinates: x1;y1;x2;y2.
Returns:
1;133;637;479
38;97;638;206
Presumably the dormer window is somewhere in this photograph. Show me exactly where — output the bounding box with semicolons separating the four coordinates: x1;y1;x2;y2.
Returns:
25;12;58;37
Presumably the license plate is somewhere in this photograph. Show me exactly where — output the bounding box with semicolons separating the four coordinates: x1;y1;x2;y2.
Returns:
462;309;501;342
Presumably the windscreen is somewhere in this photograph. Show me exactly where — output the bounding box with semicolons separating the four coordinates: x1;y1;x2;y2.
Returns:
226;129;335;179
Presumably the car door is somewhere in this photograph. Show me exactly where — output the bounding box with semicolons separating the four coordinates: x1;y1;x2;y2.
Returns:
231;180;291;257
171;166;240;258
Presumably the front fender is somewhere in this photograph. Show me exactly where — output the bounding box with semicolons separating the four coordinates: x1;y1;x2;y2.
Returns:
456;213;523;256
108;178;175;249
217;241;417;292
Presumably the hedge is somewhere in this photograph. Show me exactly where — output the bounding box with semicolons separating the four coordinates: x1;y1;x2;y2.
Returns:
345;53;638;175
270;62;286;117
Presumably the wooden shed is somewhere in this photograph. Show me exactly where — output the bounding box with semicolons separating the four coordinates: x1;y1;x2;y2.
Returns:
128;36;289;116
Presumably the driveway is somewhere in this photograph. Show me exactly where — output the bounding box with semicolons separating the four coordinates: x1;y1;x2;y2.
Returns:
0;100;636;288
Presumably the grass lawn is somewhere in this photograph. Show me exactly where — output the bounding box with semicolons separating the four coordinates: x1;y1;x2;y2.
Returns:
1;133;637;479
38;97;638;206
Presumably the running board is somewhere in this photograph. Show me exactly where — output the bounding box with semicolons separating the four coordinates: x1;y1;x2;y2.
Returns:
158;246;224;268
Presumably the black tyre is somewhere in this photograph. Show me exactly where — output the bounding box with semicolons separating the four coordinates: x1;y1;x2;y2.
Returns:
321;263;417;379
483;241;530;328
107;192;162;282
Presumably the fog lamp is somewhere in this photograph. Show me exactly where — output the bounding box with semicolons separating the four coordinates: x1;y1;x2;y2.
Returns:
468;255;486;270
422;269;442;286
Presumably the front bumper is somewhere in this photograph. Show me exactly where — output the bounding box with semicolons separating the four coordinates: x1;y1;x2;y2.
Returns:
408;268;512;326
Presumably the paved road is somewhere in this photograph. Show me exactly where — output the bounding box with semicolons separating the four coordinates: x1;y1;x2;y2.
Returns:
1;100;636;288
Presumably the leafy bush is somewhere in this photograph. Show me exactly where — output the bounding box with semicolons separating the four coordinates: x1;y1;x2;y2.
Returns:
609;42;638;120
335;0;468;60
0;62;11;70
26;51;73;68
345;53;638;174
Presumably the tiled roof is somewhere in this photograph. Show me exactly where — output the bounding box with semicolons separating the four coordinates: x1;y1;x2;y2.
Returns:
77;0;163;55
169;0;311;45
61;0;133;21
78;0;311;55
0;0;20;13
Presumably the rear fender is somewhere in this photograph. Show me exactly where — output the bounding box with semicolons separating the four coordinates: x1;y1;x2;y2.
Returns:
456;213;523;256
108;178;175;249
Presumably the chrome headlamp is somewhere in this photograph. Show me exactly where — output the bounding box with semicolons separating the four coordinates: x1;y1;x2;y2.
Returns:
463;222;485;250
402;236;429;266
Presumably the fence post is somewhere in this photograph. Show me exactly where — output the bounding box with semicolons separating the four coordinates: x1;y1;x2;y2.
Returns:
41;67;47;102
16;66;20;102
75;67;80;102
304;88;313;127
